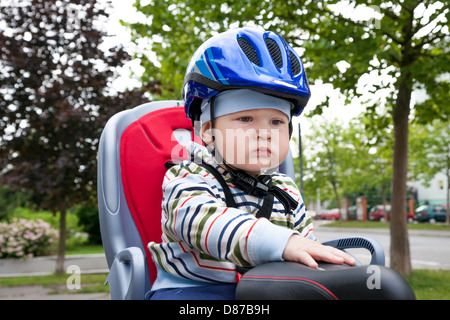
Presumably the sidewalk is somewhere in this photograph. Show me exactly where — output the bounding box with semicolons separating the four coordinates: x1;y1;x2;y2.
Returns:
0;254;110;300
0;253;109;278
0;285;110;300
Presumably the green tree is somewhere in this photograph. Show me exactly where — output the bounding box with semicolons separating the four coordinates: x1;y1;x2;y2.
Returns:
0;183;30;221
303;120;349;215
127;0;449;276
409;119;450;225
0;0;147;273
355;109;394;208
303;116;393;214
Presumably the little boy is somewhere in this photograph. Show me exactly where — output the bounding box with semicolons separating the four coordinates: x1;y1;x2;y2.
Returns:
148;27;354;300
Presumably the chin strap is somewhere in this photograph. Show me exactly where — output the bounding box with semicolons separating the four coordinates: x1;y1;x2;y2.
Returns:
222;162;298;218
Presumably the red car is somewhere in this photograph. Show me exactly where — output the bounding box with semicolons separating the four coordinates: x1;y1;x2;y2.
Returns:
369;205;415;223
322;208;340;220
369;205;391;222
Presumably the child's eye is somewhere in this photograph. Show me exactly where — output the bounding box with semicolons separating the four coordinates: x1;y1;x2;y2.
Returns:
271;119;284;126
238;117;252;123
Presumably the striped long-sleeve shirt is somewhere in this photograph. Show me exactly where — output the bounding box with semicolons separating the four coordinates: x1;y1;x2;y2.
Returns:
148;142;315;291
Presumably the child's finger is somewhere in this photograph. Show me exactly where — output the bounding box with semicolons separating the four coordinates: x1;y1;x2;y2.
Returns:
295;251;319;269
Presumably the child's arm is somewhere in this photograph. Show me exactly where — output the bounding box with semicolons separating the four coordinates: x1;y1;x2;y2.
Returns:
282;234;356;268
275;177;354;267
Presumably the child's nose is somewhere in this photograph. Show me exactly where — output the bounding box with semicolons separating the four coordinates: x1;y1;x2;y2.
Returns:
257;128;271;141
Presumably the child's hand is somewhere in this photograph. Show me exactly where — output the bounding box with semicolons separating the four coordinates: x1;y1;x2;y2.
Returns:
282;235;356;268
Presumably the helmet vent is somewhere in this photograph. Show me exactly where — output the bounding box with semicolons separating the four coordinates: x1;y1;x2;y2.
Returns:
238;37;260;67
289;51;301;75
265;38;283;69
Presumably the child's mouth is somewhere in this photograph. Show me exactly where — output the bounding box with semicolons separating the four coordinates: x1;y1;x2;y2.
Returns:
255;148;271;156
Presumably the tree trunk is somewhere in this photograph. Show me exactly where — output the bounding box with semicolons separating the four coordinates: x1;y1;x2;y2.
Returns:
446;140;450;226
55;205;67;275
390;72;412;277
330;181;341;221
381;183;388;225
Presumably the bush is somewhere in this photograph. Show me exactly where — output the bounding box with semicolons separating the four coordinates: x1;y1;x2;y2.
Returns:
0;218;58;258
74;205;102;244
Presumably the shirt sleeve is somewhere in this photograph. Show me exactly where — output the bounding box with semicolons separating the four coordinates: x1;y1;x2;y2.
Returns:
162;163;298;267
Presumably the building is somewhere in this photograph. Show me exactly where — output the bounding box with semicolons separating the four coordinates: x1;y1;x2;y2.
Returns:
409;171;449;205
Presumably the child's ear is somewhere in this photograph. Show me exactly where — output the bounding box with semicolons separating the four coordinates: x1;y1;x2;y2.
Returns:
200;121;213;145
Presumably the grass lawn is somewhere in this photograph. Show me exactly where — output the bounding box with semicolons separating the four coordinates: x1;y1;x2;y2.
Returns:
407;269;450;300
65;243;105;255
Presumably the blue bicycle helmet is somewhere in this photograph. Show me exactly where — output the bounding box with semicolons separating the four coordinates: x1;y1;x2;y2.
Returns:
183;26;311;121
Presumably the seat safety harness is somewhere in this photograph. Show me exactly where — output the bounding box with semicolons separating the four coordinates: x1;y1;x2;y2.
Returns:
196;159;298;277
196;159;298;219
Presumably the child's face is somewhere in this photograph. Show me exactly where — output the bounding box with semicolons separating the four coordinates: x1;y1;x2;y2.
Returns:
202;108;290;175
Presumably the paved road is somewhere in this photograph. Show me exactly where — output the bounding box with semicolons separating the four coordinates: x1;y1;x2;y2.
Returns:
314;222;450;270
0;253;110;300
0;253;109;278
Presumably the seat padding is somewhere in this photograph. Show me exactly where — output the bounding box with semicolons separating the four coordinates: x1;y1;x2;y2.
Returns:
120;107;195;284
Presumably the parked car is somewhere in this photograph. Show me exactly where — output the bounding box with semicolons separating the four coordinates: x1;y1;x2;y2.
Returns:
322;208;340;220
415;204;449;223
368;205;415;223
369;205;391;222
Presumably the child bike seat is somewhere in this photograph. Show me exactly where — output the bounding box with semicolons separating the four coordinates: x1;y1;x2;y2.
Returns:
97;101;414;300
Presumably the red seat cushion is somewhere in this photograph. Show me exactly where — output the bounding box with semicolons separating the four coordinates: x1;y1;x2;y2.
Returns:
120;106;195;284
